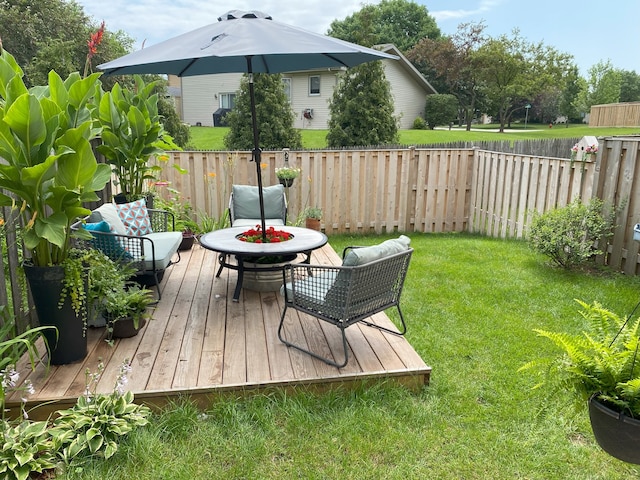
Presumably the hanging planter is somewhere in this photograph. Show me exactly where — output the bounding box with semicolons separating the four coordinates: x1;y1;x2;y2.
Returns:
589;395;640;464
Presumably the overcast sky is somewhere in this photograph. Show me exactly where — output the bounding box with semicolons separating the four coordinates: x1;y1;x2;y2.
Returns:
75;0;640;75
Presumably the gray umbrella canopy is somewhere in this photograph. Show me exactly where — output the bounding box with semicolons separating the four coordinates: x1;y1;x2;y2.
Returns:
98;10;397;237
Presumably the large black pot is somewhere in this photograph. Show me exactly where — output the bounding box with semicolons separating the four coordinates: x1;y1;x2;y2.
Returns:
589;395;640;464
23;264;87;365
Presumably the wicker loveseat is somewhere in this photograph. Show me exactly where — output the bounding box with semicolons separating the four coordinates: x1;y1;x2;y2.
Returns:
279;235;413;367
72;200;182;300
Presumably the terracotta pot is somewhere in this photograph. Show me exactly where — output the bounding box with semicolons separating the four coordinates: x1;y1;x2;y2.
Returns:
305;218;321;231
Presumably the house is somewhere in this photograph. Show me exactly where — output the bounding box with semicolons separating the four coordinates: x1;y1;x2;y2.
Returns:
175;44;437;130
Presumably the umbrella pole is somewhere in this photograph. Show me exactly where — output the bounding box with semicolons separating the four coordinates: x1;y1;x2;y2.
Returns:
246;56;268;242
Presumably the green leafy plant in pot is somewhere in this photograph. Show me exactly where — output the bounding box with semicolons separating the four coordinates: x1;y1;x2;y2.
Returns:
103;285;154;340
520;300;640;464
0;48;112;364
96;75;177;204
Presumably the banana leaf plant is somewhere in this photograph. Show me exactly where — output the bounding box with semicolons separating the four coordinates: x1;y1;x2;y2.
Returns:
96;75;177;203
0;47;112;267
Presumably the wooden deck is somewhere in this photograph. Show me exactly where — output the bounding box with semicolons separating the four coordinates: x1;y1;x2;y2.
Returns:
9;243;431;419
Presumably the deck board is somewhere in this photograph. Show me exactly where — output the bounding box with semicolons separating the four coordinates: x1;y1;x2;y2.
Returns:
10;243;431;419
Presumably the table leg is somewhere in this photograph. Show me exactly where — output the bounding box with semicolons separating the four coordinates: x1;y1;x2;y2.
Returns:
232;256;244;302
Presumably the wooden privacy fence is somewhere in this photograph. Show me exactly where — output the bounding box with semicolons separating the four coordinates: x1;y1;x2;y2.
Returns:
150;147;475;235
590;102;640;127
152;136;640;273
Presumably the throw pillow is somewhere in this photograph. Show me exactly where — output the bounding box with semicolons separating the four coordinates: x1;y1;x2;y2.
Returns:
84;221;132;261
116;198;153;236
94;203;128;236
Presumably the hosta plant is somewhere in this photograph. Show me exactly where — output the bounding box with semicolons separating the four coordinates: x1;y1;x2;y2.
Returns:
50;360;151;463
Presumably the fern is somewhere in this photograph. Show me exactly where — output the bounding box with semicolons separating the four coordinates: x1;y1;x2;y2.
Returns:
521;300;640;417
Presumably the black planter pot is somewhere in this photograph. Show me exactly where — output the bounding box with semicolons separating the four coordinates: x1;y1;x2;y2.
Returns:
179;234;195;251
23;264;87;365
110;317;146;339
589;395;640;464
278;178;294;187
113;192;129;204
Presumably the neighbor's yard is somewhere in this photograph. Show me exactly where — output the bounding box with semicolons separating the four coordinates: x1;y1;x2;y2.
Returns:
62;233;640;479
188;124;640;150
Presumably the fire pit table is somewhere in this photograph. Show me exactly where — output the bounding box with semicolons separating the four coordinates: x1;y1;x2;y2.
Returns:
199;226;328;302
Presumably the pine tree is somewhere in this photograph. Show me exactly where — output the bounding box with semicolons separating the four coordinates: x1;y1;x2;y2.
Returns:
327;62;398;147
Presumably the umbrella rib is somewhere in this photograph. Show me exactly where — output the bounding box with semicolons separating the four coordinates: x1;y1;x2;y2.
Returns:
178;59;198;77
322;54;350;69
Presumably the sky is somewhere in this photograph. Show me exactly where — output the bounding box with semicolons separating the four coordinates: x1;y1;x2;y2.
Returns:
75;0;640;76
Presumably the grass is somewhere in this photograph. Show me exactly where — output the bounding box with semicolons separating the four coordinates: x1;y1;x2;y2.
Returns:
62;233;640;479
188;124;640;150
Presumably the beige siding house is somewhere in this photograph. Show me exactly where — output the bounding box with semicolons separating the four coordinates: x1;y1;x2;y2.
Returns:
176;44;436;130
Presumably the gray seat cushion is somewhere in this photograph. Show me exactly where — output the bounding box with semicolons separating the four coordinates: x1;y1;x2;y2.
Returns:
136;231;182;271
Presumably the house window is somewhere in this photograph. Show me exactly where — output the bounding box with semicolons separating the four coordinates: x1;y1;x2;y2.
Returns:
220;93;236;109
309;75;320;96
282;78;292;102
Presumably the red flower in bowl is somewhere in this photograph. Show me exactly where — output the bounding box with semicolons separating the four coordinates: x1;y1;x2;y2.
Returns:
237;225;293;243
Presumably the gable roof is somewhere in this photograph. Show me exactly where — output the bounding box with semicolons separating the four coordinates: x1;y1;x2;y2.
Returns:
375;44;437;95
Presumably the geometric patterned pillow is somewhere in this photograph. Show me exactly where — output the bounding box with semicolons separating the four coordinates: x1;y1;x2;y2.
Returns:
115;198;153;236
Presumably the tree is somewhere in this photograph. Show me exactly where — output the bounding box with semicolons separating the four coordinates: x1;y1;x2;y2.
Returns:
0;0;132;88
424;94;458;129
327;61;398;147
327;0;441;51
585;60;621;107
619;69;640;102
558;65;584;123
475;30;574;132
224;73;302;151
408;22;488;130
158;96;191;149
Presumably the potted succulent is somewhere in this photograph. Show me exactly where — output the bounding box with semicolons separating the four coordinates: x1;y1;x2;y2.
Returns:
520;300;640;464
304;207;323;231
96;75;177;204
103;285;155;339
0;48;112;364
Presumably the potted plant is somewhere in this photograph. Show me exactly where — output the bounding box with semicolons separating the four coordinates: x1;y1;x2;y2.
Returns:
275;166;301;187
520;300;640;464
84;250;137;328
96;75;177;204
103;285;155;339
304;207;323;231
0;48;112;364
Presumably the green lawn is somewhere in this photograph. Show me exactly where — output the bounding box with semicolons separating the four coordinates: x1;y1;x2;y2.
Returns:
188;124;640;150
62;234;640;479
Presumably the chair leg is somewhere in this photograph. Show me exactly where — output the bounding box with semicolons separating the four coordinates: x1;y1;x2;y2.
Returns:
278;306;349;368
361;305;407;336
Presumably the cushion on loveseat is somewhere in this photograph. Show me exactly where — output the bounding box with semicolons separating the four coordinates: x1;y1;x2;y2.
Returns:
83;221;132;261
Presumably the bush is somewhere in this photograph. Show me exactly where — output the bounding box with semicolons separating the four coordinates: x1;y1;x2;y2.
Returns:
528;197;614;268
412;117;427;130
424;93;458;129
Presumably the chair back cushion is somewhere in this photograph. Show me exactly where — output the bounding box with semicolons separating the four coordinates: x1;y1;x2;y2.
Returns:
232;184;286;222
342;235;411;266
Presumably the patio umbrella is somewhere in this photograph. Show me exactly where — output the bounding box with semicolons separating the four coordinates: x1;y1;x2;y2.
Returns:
98;10;398;239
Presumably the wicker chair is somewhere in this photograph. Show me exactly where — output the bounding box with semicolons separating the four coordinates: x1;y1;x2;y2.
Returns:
279;242;413;368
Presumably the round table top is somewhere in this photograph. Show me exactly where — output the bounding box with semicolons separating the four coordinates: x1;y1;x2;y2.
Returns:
199;226;328;256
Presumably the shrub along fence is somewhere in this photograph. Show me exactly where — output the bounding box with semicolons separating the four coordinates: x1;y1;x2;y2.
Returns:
3;136;640;334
